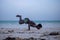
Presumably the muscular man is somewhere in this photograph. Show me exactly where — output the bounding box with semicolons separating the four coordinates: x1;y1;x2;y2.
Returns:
16;15;42;30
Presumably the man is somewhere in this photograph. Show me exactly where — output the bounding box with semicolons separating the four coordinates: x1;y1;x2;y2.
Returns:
16;15;42;30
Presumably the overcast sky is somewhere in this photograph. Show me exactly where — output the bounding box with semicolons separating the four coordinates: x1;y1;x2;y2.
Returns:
0;0;60;21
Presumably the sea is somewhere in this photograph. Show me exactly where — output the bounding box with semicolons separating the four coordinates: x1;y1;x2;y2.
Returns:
0;20;60;29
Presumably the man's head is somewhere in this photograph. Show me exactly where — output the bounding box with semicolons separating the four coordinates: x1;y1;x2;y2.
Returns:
36;24;42;30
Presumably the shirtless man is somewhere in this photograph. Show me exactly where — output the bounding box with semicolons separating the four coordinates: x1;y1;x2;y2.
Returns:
16;15;42;30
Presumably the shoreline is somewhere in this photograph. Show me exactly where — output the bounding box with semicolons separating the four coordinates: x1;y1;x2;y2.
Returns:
0;28;60;40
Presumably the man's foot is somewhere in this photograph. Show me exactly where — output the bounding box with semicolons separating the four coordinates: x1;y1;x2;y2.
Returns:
16;15;21;17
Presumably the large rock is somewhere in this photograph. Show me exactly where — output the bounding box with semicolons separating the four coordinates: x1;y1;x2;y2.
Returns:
3;37;16;40
49;32;59;35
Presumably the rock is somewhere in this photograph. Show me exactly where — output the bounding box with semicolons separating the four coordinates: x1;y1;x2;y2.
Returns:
41;39;46;40
8;30;14;33
29;37;34;40
3;37;16;40
49;32;59;35
16;37;22;40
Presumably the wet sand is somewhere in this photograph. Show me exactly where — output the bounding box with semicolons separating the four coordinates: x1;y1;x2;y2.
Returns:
0;28;60;40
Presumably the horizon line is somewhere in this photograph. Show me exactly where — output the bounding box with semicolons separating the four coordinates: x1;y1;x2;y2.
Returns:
0;20;60;22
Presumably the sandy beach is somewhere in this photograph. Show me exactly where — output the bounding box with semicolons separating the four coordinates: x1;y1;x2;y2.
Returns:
1;0;60;40
0;27;60;40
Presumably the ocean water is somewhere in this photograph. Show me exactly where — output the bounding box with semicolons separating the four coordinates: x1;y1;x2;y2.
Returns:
0;21;60;29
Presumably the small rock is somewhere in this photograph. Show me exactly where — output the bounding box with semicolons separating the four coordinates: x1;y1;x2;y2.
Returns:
8;30;14;33
16;37;22;40
41;39;46;40
23;38;29;40
29;37;34;40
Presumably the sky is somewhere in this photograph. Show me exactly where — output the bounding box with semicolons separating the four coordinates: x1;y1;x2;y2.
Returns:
0;0;60;21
